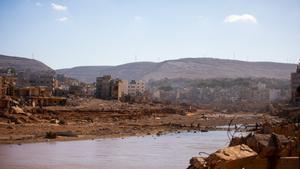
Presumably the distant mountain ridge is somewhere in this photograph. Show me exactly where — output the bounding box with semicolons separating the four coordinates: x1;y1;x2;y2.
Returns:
57;58;296;83
0;54;53;73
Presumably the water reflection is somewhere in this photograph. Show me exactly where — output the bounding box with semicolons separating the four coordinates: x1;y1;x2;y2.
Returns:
0;131;231;169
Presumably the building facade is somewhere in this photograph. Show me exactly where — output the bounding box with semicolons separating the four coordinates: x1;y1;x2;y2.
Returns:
128;80;145;96
17;72;57;91
291;63;300;103
96;75;113;99
95;75;128;100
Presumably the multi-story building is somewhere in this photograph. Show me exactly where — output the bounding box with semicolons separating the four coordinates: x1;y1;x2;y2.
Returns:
96;75;113;99
128;80;145;96
95;75;128;100
111;79;128;100
17;72;57;91
291;62;300;103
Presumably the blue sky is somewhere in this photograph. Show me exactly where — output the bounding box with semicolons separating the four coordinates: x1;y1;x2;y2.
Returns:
0;0;299;69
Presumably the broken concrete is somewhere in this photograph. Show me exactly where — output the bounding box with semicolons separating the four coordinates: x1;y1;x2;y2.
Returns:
207;144;257;169
188;121;300;169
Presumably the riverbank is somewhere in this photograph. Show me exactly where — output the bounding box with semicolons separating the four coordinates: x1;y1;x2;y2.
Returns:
187;105;300;169
0;99;280;144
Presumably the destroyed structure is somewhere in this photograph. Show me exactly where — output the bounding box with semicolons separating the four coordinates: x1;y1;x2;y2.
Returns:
16;86;66;107
95;75;128;100
0;75;17;108
291;62;300;103
187;122;300;169
17;71;58;91
0;70;66;108
95;75;146;101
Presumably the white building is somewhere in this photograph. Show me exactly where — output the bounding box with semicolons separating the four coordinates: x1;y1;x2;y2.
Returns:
128;80;145;96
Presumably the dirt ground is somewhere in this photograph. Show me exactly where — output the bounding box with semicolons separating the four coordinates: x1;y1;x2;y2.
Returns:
0;99;281;144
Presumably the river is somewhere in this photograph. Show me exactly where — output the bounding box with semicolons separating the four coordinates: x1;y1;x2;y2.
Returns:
0;131;235;169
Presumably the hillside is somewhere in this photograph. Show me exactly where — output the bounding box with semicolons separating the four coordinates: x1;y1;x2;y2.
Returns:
0;54;53;73
56;58;296;83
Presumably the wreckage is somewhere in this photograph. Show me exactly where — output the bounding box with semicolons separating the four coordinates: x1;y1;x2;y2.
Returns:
187;121;300;169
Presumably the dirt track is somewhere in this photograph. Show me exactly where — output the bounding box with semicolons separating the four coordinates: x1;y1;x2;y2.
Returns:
0;99;279;144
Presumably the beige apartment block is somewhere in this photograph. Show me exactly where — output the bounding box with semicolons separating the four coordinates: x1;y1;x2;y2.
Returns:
128;80;145;96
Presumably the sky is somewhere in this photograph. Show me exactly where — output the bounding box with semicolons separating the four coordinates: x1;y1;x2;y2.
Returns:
0;0;299;69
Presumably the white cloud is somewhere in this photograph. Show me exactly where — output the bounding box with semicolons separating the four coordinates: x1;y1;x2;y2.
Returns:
51;3;67;11
134;16;143;21
224;14;257;24
57;17;68;22
35;2;43;7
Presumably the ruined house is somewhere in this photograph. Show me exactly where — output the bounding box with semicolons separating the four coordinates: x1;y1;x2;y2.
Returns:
17;72;58;91
0;76;17;97
16;86;52;98
291;62;300;103
0;76;17;108
15;86;66;107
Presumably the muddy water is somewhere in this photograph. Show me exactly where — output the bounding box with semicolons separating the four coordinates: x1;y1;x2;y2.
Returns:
0;131;234;169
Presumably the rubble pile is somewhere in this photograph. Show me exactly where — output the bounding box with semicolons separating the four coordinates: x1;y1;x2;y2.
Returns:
187;121;300;169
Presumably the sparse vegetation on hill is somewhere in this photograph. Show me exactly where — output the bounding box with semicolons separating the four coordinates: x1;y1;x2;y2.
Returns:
57;58;295;83
0;54;53;73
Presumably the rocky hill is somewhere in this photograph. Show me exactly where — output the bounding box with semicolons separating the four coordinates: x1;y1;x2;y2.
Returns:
0;54;53;73
57;58;295;83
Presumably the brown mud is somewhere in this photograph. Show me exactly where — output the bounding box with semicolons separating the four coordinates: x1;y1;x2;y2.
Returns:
0;99;279;144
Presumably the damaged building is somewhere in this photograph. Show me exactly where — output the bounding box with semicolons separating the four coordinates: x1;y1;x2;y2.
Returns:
15;86;66;107
0;75;17;108
17;71;58;91
95;75;128;100
291;62;300;103
128;80;145;96
0;71;66;108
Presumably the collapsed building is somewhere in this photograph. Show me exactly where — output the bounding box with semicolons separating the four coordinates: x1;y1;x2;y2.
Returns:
16;86;66;107
0;75;17;108
0;71;66;108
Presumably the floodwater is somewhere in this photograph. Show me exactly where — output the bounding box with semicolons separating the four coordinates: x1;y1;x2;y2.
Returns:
0;131;237;169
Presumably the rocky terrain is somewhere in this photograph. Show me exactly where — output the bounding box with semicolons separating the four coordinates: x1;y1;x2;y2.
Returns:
57;58;295;83
187;106;300;169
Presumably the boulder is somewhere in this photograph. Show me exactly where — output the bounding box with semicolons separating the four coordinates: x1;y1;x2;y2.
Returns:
207;144;257;169
244;133;296;157
187;157;207;169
